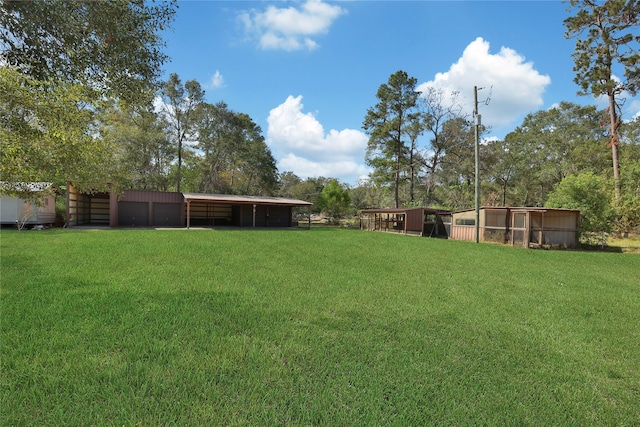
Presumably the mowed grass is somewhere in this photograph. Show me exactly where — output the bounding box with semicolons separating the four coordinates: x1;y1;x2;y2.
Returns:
1;228;639;426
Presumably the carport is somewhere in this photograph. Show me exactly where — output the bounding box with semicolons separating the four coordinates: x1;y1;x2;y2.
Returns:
182;193;313;229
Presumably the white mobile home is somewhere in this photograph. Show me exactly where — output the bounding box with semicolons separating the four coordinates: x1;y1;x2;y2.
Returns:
0;182;57;227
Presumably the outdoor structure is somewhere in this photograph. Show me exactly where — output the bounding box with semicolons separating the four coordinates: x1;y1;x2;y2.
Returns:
360;207;451;237
0;182;57;227
450;207;580;248
66;183;312;229
182;193;312;229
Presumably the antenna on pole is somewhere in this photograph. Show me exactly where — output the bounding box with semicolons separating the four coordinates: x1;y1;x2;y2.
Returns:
483;85;493;106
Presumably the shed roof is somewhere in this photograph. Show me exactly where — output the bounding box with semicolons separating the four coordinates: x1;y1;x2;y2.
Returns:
182;192;312;207
451;206;580;214
361;207;450;214
0;181;60;196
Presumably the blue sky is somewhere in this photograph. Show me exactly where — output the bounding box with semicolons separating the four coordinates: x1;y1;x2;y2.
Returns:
159;0;640;186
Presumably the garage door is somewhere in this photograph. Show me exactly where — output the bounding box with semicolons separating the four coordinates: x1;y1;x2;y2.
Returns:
118;202;148;227
153;203;183;227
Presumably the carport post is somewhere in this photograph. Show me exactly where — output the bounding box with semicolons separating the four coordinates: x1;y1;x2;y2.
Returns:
186;200;191;229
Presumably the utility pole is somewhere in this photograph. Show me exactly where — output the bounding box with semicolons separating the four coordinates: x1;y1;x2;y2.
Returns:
474;86;481;244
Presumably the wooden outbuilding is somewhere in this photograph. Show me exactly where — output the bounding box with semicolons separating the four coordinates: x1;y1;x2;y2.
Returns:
66;183;312;229
360;207;451;237
450;207;580;248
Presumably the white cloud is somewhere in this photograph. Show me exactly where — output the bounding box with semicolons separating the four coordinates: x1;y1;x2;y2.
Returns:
417;37;551;132
267;95;370;184
238;0;346;51
278;153;370;183
208;70;225;89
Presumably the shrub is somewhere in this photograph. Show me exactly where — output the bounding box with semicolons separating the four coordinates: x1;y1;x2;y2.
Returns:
546;172;616;233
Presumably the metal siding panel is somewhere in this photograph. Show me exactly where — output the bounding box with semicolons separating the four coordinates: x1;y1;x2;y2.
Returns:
255;205;267;227
122;190;183;204
451;226;475;241
153;203;183;226
118;202;149;227
266;206;291;227
240;205;253;227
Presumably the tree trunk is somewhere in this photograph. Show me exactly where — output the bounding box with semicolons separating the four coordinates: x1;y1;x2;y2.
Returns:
177;139;182;193
409;151;415;203
394;156;400;208
607;93;621;203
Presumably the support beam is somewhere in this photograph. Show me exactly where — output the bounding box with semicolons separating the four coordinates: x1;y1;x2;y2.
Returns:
252;204;256;228
186;200;191;229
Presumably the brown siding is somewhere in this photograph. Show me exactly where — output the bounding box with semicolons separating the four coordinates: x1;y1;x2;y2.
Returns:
121;190;183;204
118;202;149;227
266;206;291;227
405;209;423;234
153;203;183;227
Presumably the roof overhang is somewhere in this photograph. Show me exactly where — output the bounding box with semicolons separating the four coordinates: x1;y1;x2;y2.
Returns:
361;207;450;215
182;192;312;207
452;206;580;214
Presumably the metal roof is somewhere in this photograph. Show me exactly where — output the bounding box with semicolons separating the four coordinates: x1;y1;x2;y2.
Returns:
451;206;580;214
182;192;312;206
361;207;450;214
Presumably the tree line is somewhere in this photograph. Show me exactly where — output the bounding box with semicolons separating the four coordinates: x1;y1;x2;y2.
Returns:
1;0;639;233
359;0;640;234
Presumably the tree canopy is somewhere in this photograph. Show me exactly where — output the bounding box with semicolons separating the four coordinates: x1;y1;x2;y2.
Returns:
564;0;640;201
0;0;176;104
160;73;205;192
363;70;421;208
0;0;176;195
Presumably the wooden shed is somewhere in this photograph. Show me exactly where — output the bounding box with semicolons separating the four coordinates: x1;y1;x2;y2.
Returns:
66;184;312;229
0;182;57;227
450;207;580;248
360;207;451;237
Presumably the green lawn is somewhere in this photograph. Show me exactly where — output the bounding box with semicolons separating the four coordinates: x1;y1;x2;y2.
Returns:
1;228;639;425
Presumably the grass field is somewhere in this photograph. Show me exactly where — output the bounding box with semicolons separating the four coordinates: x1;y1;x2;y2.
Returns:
1;228;639;425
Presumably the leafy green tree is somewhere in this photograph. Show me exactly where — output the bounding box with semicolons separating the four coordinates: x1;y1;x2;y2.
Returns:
1;0;175;193
279;177;328;214
0;0;176;104
546;172;615;233
494;102;610;207
318;180;351;224
195;102;277;196
348;179;385;213
617;116;640;232
100;102;174;191
363;70;421;208
418;88;466;204
233;116;278;196
564;0;640;202
278;172;303;198
0;68;115;194
432;117;476;209
197;102;236;193
160;73;205;192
